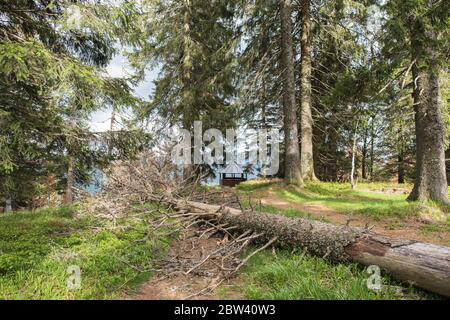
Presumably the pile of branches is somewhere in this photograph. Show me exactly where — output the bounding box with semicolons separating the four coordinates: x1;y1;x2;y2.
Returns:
85;146;198;218
152;223;275;299
86;148;450;298
87;144;245;219
85;148;277;298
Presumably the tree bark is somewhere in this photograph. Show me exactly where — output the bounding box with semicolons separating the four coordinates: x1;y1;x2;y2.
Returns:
260;26;269;179
65;107;77;205
280;0;302;185
370;118;375;180
407;4;449;205
177;200;450;298
65;157;75;205
299;0;316;181
407;64;448;204
362;127;368;180
407;62;449;203
330;128;338;182
398;151;405;184
350;121;358;189
110;108;117;132
446;148;450;184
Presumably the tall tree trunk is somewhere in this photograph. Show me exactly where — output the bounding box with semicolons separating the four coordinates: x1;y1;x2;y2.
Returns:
65;108;77;205
369;117;375;180
446;148;450;184
398;151;405;184
299;0;316;181
280;0;302;185
350;122;358;190
260;27;269;179
362;127;368;180
408;63;448;203
261;99;268;179
65;157;75;204
110;108;116;132
181;0;196;182
407;21;449;204
108;108;116;156
330;128;338;182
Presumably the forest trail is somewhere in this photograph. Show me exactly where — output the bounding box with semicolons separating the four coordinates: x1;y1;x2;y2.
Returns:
127;231;244;300
259;189;450;247
126;185;449;300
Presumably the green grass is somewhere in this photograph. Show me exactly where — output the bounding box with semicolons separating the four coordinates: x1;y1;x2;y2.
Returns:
2;183;447;301
235;195;314;219
237;180;276;193
278;182;450;220
278;182;421;220
233;249;433;300
0;204;174;299
237;180;424;220
419;218;450;235
238;181;450;221
251;205;330;222
238;180;426;220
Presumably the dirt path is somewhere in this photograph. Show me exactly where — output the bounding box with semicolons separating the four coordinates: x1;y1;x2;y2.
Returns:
260;190;450;247
126;232;244;300
127;186;448;300
133;275;226;300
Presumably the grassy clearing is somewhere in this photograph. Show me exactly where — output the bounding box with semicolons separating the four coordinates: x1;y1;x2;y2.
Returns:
236;179;278;193
228;181;448;300
244;204;330;222
220;249;434;300
277;183;418;220
419;220;450;235
238;180;450;221
1;183;447;301
0;204;173;299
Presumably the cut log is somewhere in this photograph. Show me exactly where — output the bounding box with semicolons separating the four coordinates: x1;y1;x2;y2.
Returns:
346;234;450;298
175;200;450;298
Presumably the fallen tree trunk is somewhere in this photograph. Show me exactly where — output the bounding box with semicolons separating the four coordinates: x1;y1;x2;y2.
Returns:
174;200;450;298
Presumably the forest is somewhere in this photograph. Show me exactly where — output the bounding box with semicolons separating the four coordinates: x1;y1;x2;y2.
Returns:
0;0;449;302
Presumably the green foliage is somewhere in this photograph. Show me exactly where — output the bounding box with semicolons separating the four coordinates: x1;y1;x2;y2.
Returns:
382;0;449;70
260;205;328;221
0;1;149;208
277;182;420;220
236;180;275;192
126;0;240;130
0;204;173;299
238;180;430;220
236;249;432;300
237;0;281;128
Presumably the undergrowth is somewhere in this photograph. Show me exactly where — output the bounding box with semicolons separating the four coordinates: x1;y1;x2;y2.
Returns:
0;204;174;299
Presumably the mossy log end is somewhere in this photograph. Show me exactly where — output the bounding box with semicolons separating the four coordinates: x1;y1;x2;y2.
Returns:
178;200;450;298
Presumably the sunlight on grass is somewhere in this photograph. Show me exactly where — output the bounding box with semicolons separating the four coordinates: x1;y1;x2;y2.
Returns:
235;249;430;300
276;182;421;220
237;179;281;192
259;205;329;222
237;180;450;223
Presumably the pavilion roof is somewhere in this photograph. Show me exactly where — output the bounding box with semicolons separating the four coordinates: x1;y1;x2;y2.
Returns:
221;162;244;174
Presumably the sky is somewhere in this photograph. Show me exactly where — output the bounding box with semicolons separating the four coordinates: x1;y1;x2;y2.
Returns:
89;53;157;132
